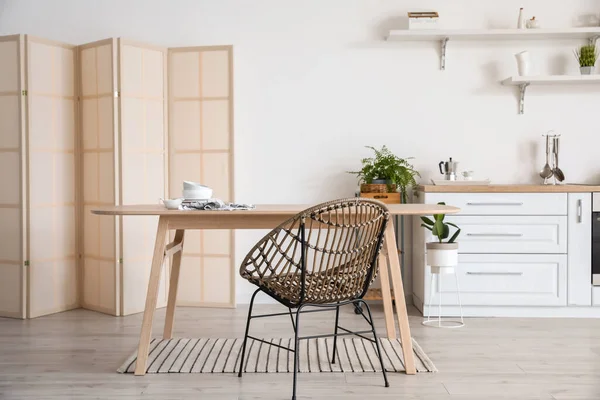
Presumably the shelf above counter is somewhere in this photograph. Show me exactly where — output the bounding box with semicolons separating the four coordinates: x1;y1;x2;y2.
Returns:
386;27;600;42
502;75;600;85
385;28;600;71
501;75;600;114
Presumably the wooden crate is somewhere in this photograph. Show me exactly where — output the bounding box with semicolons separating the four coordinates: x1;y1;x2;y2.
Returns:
360;192;401;204
363;288;395;301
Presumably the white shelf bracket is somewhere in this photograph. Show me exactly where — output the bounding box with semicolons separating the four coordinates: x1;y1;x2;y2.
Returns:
440;37;449;70
518;83;529;115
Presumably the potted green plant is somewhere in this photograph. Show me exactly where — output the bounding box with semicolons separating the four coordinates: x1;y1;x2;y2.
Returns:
574;44;598;75
348;145;420;203
421;203;461;273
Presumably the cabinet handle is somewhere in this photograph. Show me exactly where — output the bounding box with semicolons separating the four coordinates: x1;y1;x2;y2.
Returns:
466;233;523;237
466;202;523;206
466;271;523;276
577;199;582;223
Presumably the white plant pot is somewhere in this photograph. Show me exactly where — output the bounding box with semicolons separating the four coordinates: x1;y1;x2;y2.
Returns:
580;66;595;75
426;242;459;273
515;51;532;76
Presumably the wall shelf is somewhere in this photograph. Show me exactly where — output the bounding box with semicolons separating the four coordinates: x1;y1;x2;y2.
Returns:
386;28;600;70
501;75;600;114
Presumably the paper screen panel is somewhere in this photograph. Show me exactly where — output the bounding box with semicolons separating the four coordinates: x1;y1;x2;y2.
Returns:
119;41;168;315
78;39;119;315
26;37;78;318
169;46;234;307
0;36;24;318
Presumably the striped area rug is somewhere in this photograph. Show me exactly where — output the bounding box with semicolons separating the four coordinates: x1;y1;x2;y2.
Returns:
117;337;436;374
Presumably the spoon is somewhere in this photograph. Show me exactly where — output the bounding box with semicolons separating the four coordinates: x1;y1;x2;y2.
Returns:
539;135;553;180
552;137;565;182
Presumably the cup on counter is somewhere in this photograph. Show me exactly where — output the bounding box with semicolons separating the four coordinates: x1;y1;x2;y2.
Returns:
462;171;474;181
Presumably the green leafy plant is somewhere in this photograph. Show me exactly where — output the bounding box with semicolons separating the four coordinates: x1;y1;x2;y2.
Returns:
348;145;420;202
574;44;598;67
420;202;461;243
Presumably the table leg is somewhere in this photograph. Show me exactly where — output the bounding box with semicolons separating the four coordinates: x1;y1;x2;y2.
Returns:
377;251;397;339
134;216;169;376
383;221;416;375
163;229;185;339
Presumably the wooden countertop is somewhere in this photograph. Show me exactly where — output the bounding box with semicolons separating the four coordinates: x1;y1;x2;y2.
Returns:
418;184;600;193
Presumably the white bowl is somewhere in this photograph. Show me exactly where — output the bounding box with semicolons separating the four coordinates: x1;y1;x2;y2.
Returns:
183;187;213;200
183;181;210;190
161;198;183;210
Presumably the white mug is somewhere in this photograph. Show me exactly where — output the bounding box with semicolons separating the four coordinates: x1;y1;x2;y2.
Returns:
515;51;531;76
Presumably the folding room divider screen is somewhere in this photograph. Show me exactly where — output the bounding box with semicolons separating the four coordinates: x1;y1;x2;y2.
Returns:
0;35;78;319
0;34;234;318
169;46;234;308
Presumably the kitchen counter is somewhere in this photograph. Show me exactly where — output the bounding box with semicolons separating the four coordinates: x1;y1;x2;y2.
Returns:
418;184;600;193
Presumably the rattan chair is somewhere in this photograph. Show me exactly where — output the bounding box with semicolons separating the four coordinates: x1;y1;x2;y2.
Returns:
238;198;390;400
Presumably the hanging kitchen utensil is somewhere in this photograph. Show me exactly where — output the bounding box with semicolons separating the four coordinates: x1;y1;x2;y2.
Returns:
539;135;553;180
552;137;565;182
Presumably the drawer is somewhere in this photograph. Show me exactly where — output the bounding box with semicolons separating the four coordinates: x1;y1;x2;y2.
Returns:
427;254;567;307
443;215;567;254
425;193;567;216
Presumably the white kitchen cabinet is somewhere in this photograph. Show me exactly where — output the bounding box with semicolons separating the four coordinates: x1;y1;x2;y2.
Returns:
567;193;592;306
414;188;598;317
592;287;600;306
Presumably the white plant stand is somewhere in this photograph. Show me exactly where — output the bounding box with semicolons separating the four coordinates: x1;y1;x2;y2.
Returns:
423;266;465;328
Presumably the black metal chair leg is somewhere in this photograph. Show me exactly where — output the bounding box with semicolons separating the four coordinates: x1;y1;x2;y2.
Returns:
292;305;304;400
331;304;340;363
238;288;260;378
358;300;389;388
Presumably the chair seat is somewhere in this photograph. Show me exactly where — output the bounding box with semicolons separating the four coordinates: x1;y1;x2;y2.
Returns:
246;266;369;305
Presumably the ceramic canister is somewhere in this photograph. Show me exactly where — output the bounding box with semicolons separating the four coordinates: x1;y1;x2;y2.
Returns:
515;51;532;76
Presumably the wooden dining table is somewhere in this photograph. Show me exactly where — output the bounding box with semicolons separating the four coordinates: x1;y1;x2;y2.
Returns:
92;203;459;376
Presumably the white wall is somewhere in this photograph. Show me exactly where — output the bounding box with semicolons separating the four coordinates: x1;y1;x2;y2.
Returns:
2;0;599;303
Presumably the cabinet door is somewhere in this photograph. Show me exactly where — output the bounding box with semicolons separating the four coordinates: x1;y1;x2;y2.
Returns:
118;40;169;315
427;254;567;307
26;36;78;318
168;46;234;308
567;193;591;306
0;35;25;318
79;38;120;315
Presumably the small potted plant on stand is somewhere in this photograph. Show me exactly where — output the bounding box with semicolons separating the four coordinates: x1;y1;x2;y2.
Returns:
348;145;420;204
420;203;464;328
574;44;598;75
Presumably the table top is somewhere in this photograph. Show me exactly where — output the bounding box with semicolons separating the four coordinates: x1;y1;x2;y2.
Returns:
91;203;460;217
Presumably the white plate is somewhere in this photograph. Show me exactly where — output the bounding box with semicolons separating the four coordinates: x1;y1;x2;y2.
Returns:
431;179;491;186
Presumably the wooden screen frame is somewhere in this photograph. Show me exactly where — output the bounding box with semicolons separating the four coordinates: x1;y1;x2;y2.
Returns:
77;38;120;316
0;35;27;319
24;35;79;318
117;39;169;316
168;45;235;308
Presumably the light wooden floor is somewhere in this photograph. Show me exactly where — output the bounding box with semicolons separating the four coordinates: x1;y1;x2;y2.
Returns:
0;304;599;400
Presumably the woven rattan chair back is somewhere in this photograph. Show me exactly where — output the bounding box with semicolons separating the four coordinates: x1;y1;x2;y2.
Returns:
239;198;389;308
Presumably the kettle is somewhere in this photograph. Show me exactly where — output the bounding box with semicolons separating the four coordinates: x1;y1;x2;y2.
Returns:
439;157;459;181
